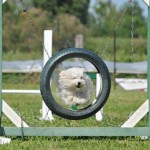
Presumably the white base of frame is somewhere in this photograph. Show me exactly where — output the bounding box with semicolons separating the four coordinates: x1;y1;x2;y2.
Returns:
0;137;11;145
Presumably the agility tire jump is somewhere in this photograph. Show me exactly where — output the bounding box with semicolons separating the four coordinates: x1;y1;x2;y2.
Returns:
40;48;111;120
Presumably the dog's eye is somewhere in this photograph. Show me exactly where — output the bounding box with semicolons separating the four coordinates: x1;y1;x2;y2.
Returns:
80;77;83;79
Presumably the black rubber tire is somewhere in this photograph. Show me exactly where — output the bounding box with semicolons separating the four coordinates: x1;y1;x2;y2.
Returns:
40;48;111;120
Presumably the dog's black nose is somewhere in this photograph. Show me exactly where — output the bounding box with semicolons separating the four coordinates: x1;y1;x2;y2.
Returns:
76;82;81;88
78;82;81;85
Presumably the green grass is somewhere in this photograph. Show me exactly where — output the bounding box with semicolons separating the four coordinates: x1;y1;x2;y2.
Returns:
85;37;147;62
2;137;150;150
1;73;149;149
2;50;43;61
3;37;147;62
1;36;149;149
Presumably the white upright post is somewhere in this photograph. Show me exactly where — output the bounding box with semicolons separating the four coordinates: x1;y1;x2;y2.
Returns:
41;30;54;121
1;0;11;144
95;74;103;121
2;0;6;3
75;34;84;48
143;0;150;6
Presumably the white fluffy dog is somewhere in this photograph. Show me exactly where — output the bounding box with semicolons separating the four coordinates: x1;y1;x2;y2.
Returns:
58;67;93;106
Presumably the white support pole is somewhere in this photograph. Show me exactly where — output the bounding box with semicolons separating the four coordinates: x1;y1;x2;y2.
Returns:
143;0;150;6
75;34;84;48
1;0;11;144
2;0;6;3
43;30;52;65
2;100;29;127
95;74;103;121
41;30;54;121
120;0;150;138
121;100;148;127
2;89;40;94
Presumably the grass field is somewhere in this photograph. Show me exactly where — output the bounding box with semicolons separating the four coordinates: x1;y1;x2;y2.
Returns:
85;37;147;62
1;73;150;150
3;37;147;62
1;36;149;149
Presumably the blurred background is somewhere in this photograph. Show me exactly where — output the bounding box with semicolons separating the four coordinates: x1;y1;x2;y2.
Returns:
1;0;149;135
2;0;148;62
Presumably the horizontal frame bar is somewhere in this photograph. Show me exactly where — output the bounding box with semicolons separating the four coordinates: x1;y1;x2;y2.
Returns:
0;127;150;137
2;90;40;94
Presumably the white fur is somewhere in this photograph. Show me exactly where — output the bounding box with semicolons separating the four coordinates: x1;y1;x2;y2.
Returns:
58;67;93;106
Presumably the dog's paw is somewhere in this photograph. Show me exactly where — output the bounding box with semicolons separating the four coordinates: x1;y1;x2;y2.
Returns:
73;97;88;105
79;98;87;104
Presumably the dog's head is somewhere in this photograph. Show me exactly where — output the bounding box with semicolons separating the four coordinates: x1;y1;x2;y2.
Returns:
58;67;88;90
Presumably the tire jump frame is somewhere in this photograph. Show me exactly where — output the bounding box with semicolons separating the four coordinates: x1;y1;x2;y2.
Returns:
1;0;150;137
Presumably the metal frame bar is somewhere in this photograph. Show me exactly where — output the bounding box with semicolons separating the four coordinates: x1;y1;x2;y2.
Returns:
0;127;150;137
0;1;150;137
147;0;150;127
0;0;3;127
2;90;40;94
